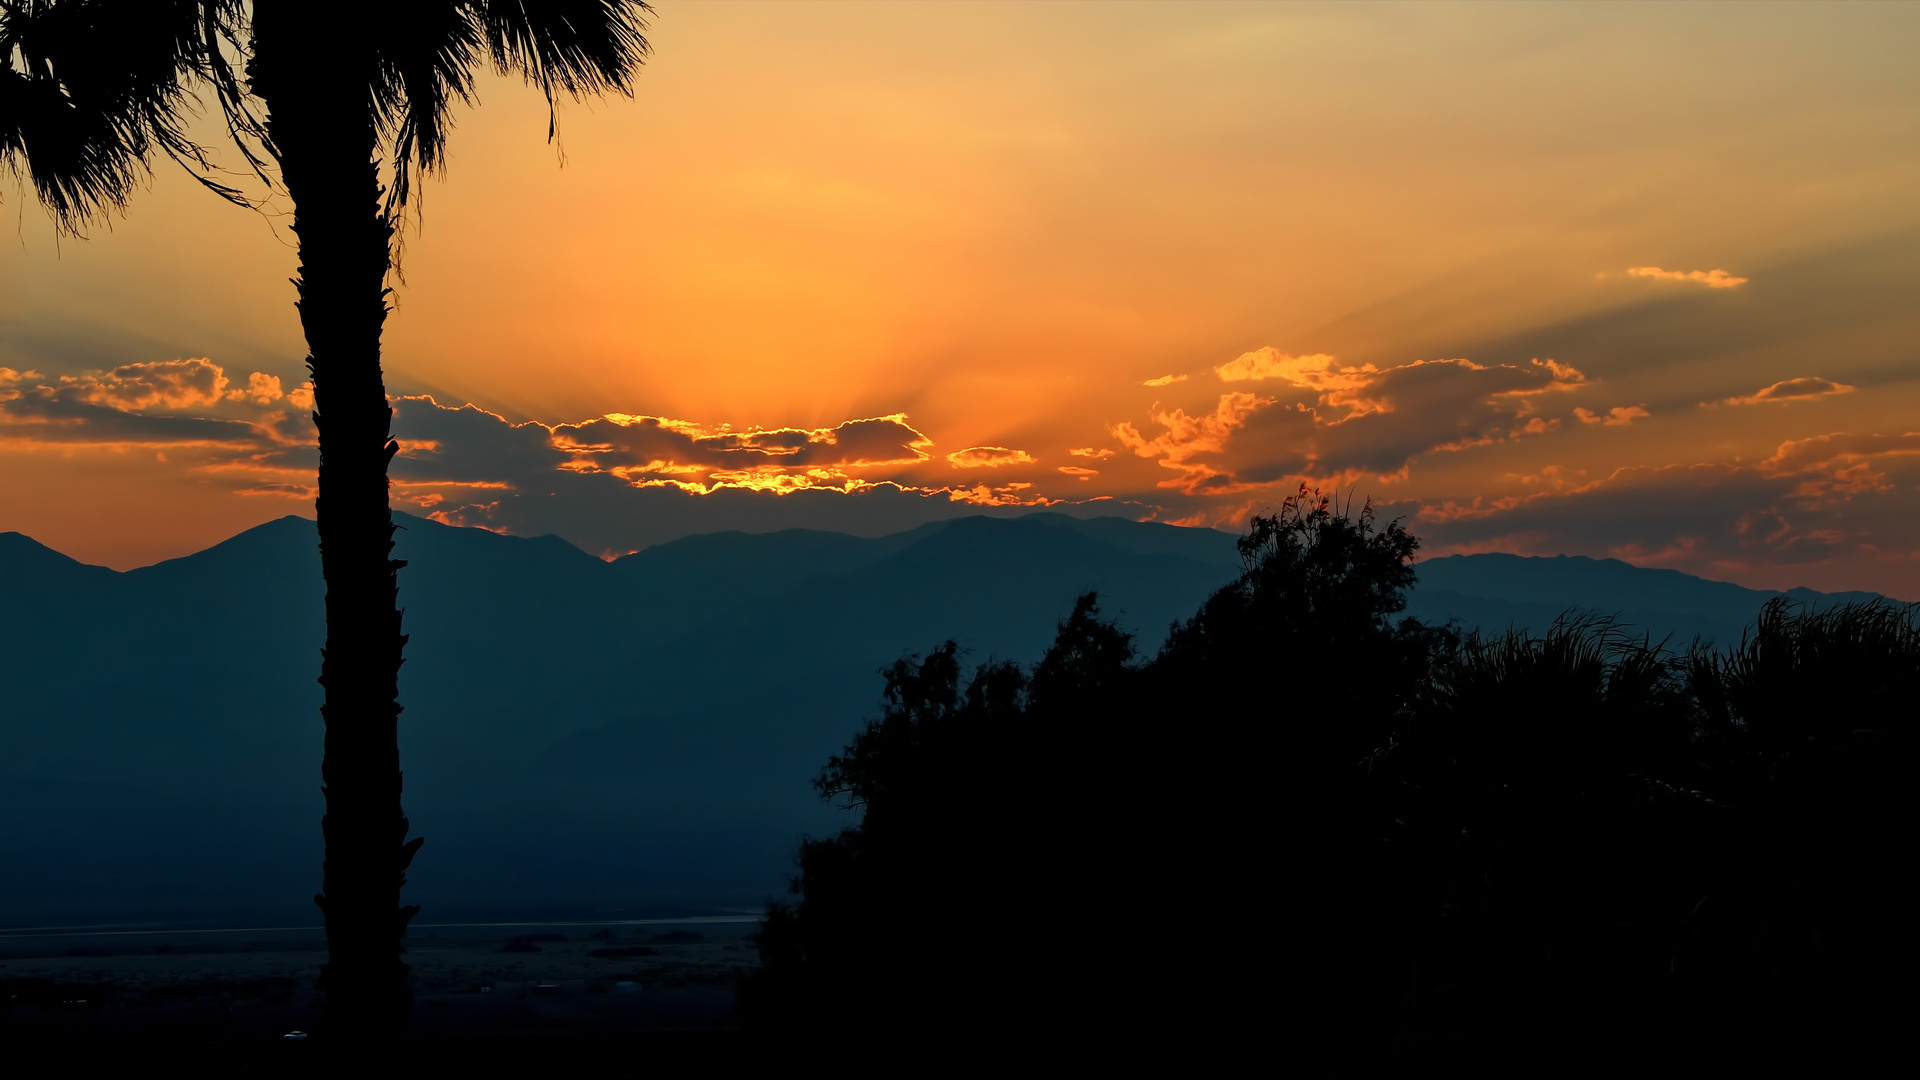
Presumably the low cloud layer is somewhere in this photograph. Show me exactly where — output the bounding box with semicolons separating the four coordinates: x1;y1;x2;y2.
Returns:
945;446;1036;469
1722;377;1855;406
1411;430;1920;597
0;360;291;449
552;412;934;490
1576;405;1650;426
380;401;1098;547
1627;266;1748;288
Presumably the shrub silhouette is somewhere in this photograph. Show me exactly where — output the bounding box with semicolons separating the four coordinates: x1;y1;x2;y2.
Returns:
1379;616;1715;1064
1375;598;1920;1067
1676;598;1920;1065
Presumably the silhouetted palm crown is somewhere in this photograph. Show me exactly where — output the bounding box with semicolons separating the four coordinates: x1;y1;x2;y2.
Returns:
3;1;647;229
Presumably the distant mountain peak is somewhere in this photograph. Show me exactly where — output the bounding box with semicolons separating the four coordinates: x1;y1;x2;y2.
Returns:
0;531;121;586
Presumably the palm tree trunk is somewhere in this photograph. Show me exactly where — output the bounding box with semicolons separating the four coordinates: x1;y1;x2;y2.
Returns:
252;6;419;1041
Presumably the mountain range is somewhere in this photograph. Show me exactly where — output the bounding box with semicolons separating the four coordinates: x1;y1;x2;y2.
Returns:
0;512;1884;924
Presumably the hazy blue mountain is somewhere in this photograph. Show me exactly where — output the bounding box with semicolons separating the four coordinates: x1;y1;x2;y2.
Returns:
1410;552;1885;648
0;531;122;597
0;514;1880;924
0;512;1241;922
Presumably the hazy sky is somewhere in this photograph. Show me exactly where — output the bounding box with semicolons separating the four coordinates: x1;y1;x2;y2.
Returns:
4;2;1918;595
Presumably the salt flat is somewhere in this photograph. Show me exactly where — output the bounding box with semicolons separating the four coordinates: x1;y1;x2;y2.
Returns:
0;917;759;1044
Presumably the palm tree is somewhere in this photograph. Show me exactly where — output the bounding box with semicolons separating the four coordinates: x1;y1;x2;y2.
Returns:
3;0;649;1038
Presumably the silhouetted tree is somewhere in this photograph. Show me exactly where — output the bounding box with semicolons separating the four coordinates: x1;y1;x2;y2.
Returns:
2;1;649;1040
747;599;1147;1057
749;490;1445;1066
1152;492;1444;1067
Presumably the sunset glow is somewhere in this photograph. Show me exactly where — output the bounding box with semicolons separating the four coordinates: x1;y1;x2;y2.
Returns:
5;2;1918;594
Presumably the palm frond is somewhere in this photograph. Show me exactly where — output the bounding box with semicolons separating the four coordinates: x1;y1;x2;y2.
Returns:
375;2;484;213
484;0;651;111
374;1;648;220
0;0;211;230
195;0;274;191
4;1;651;238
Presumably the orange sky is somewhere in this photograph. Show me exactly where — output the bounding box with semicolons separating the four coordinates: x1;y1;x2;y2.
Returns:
5;2;1919;595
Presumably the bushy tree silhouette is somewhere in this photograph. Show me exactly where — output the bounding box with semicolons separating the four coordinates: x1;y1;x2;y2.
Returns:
748;601;1135;1056
3;1;650;1041
749;490;1444;1065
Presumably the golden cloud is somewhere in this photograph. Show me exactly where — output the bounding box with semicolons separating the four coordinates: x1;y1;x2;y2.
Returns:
1113;392;1266;462
1112;391;1270;491
1115;350;1591;495
1722;377;1855;406
0;362;283;449
1069;447;1114;459
1057;466;1098;480
235;482;316;499
58;358;231;411
1758;428;1920;474
1626;266;1748;288
1142;374;1189;386
1214;349;1350;386
226;372;285;405
946;446;1037;468
1575;405;1650;426
1210;349;1588;422
945;481;1057;506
